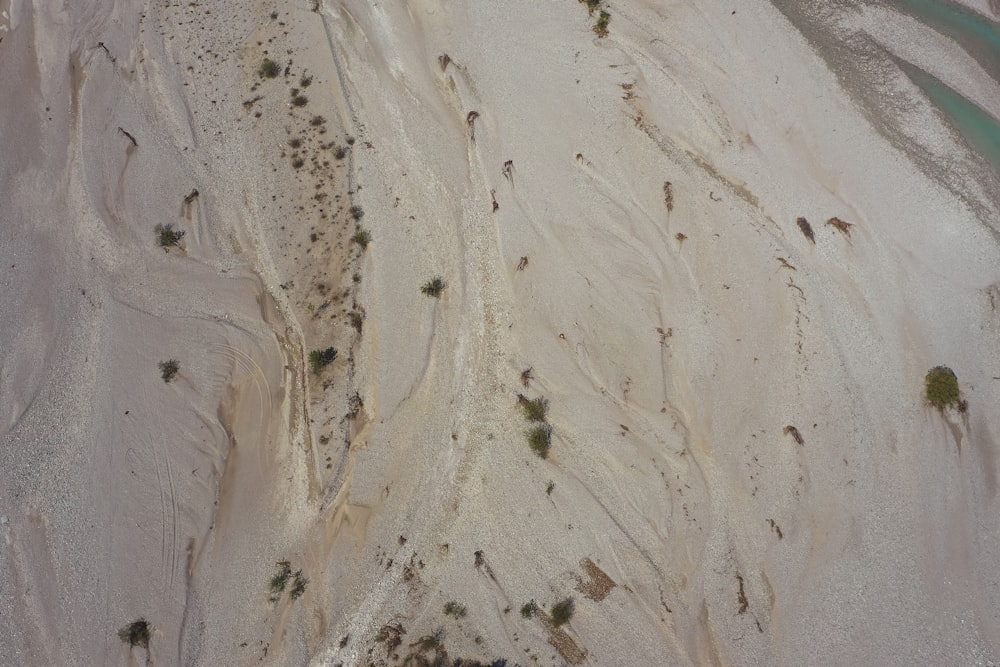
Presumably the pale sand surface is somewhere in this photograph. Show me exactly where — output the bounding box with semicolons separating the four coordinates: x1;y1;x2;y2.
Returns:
1;0;999;666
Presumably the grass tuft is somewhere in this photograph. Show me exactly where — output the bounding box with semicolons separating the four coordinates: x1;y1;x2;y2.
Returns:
352;229;371;249
349;205;364;221
421;277;446;298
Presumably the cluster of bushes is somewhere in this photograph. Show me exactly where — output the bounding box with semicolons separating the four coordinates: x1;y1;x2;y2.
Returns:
519;394;552;458
269;560;308;602
519;597;574;626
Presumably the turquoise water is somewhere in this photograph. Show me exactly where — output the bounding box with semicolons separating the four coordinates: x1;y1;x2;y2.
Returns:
889;0;1000;172
906;66;1000;173
892;0;1000;72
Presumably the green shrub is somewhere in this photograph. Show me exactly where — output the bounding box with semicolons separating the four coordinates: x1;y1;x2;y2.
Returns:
352;229;371;249
159;359;179;383
289;570;307;599
520;396;548;422
349;311;364;333
550;598;574;626
579;0;601;13
925;366;960;410
349;205;364;221
334;145;348;160
309;347;337;374
546;480;555;495
291;94;308;107
258;58;281;78
310;115;325;127
520;600;538;619
291;157;304;169
270;561;292;596
154;223;185;247
594;10;610;37
118;619;151;648
443;601;467;618
300;75;313;87
421;277;446;298
527;424;552;458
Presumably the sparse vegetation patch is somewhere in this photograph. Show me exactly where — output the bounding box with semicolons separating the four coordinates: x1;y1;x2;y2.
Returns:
520;600;538;619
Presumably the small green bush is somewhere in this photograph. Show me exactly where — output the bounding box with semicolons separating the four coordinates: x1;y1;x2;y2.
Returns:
291;94;309;107
520;396;548;422
550;598;574;626
289;570;307;599
527;424;552;459
310;115;325;127
154;223;185;247
594;10;610;37
421;277;446;298
352;229;371;249
520;600;538;619
159;359;179;383
334;145;348;160
546;480;555;495
925;366;960;410
259;58;281;78
118;619;151;648
443;601;467;618
349;311;364;333
291;157;304;169
270;561;292;596
349;205;364;221
300;75;313;87
309;347;337;374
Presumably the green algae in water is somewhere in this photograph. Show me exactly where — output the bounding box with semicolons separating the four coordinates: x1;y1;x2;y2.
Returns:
906;66;1000;173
